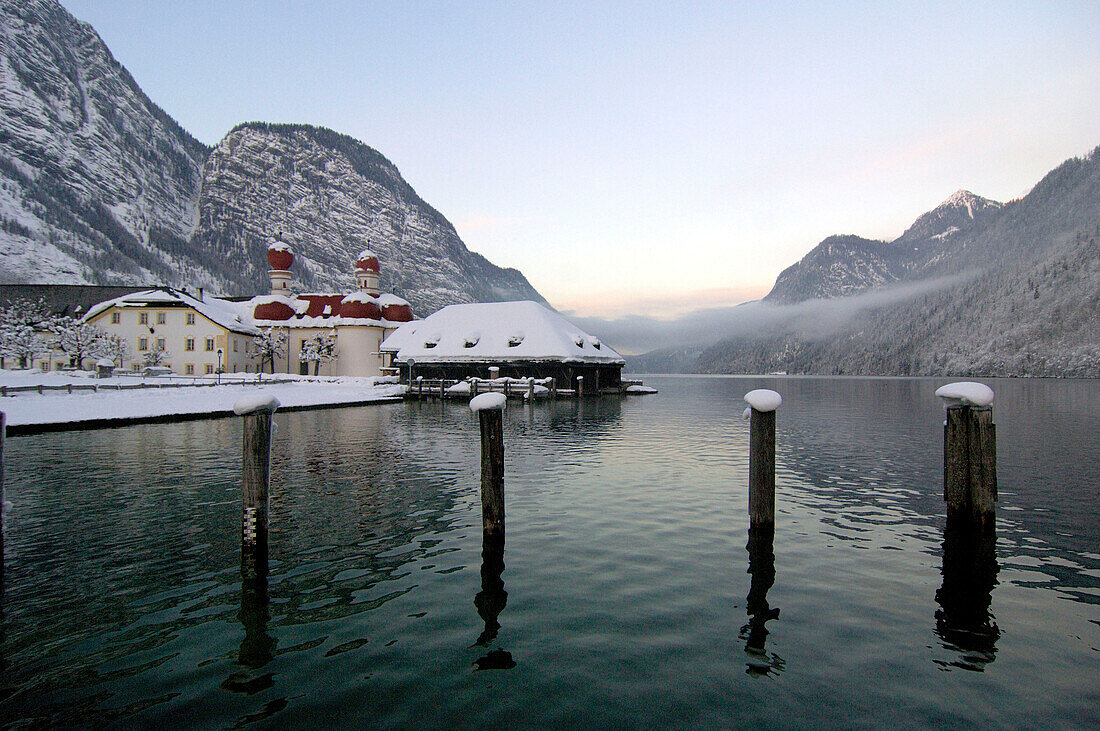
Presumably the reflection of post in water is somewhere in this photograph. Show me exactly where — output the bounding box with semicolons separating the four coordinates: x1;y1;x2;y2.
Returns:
472;534;515;670
740;523;784;676
934;522;1000;671
222;543;277;694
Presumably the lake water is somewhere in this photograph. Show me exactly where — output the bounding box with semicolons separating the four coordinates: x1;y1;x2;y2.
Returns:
1;376;1098;728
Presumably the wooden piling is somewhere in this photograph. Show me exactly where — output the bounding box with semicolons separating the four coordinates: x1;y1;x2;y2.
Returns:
744;389;782;527
234;396;279;578
937;383;997;531
576;375;584;399
749;409;776;525
471;393;506;540
527;377;535;402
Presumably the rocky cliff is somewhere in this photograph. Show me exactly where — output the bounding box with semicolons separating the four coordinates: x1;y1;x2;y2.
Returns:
0;0;547;316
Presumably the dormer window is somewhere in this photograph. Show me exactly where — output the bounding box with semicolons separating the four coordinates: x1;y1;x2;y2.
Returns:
464;333;480;348
508;334;524;347
424;333;441;349
588;336;601;350
573;334;584;347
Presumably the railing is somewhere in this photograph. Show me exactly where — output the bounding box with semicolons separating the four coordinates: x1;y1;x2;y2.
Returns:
0;376;298;397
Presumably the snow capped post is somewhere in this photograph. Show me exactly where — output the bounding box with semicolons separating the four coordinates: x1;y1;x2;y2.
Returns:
936;382;997;531
576;375;584;399
744;389;782;526
471;393;507;541
234;395;280;578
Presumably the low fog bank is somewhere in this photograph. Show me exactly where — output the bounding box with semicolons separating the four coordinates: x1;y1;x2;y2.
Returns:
567;273;974;357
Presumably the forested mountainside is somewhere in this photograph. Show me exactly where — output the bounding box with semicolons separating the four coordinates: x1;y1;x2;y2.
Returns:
0;0;546;315
697;147;1100;378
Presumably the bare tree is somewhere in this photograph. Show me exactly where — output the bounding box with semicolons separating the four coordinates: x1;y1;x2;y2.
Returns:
250;328;287;374
50;317;109;370
300;331;337;375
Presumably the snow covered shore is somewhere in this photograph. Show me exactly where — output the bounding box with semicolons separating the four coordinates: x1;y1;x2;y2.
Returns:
0;369;404;434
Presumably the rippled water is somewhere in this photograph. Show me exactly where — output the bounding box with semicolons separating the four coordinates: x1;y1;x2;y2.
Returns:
1;376;1098;727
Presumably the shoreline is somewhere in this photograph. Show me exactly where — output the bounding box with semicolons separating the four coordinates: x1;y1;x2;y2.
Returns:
0;369;405;436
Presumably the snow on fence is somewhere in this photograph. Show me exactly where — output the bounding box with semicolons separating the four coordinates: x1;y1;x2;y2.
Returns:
0;376;298;398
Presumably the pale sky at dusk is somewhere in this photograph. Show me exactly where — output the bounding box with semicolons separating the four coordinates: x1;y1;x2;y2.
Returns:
61;1;1100;320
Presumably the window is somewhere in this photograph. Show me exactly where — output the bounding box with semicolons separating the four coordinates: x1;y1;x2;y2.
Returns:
232;339;238;353
156;338;166;351
40;361;49;372
185;338;195;351
186;313;195;325
139;312;149;325
138;337;148;351
156;312;166;324
205;337;215;351
185;364;195;375
204;364;214;375
110;312;120;324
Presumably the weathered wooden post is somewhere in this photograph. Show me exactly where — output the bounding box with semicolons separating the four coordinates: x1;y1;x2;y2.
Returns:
234;395;279;578
439;378;446;400
743;389;782;526
471;378;480;396
576;375;584;399
936;382;997;531
471;392;506;540
550;377;557;399
527;377;535;402
416;375;424;399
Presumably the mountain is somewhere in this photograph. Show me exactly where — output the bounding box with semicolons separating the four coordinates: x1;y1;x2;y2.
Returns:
0;0;546;316
0;0;208;285
193;123;546;312
763;191;1003;305
697;147;1100;377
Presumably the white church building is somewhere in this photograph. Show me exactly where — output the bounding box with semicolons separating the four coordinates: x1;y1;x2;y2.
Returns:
85;237;414;377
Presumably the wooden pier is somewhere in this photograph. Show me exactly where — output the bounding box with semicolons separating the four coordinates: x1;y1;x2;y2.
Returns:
404;377;647;401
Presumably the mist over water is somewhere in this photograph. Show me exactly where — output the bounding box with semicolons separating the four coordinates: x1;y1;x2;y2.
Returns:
569;273;975;355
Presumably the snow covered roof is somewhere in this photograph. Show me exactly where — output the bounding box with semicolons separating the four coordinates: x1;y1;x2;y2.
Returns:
384;301;625;365
84;288;260;336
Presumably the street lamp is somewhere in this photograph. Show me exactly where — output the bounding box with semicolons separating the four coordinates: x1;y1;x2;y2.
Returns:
217;348;223;384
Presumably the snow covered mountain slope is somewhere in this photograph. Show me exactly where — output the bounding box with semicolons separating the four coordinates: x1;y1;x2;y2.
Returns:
764;191;1003;305
0;0;209;286
193;123;547;313
698;147;1100;377
0;0;547;316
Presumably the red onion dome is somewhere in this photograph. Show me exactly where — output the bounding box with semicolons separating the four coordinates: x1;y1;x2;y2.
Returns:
355;248;380;273
340;294;382;320
253;299;295;321
267;239;294;271
382;302;413;322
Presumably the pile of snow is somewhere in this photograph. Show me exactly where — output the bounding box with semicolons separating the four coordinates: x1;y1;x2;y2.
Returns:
625;385;658;394
744;389;782;412
470;392;507;412
935;381;994;408
232;394;281;415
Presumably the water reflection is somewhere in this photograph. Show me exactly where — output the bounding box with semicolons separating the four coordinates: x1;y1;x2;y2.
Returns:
740;524;785;676
472;534;515;670
223;543;277;694
934;522;1000;671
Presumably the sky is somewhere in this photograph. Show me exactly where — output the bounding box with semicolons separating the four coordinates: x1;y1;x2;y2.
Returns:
60;0;1100;328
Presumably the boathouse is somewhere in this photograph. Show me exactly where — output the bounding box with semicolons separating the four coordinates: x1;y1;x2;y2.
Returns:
381;301;625;391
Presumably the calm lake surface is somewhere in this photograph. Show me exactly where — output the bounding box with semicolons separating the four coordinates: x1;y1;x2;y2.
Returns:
2;376;1098;728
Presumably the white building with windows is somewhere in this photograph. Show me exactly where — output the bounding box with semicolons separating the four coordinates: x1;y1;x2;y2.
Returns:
84;237;414;376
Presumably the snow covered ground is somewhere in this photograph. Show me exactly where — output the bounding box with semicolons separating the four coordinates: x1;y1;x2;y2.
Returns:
0;369;404;432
